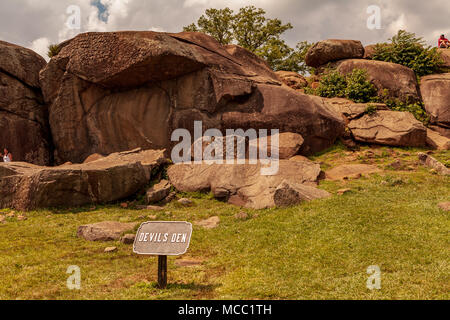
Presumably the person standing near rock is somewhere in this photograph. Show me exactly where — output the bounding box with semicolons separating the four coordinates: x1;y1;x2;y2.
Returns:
2;148;12;162
438;35;450;48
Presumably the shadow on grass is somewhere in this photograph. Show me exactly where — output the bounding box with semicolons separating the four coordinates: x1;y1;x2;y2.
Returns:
139;281;220;293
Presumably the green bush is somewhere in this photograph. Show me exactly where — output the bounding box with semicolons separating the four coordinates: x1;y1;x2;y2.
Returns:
315;70;347;98
313;69;377;103
47;44;61;58
345;69;377;103
371;30;444;76
365;104;378;115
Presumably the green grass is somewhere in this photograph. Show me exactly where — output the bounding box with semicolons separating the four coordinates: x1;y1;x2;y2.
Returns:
0;148;449;300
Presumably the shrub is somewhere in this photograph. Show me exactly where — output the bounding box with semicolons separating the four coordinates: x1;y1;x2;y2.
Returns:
314;69;377;103
345;69;377;103
47;44;61;58
365;104;378;115
371;30;444;76
315;70;347;98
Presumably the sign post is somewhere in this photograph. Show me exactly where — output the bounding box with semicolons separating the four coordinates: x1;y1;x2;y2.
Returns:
158;255;167;289
133;221;193;289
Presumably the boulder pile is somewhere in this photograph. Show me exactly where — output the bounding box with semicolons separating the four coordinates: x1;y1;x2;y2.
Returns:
305;39;450;149
0;33;449;211
0;149;168;211
0;41;51;165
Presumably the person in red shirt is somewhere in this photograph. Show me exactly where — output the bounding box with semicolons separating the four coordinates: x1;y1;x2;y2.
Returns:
438;34;450;48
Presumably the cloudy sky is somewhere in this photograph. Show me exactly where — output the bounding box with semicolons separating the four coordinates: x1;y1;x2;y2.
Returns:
0;0;449;60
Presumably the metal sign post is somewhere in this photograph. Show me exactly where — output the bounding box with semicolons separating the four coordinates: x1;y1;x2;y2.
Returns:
133;221;193;289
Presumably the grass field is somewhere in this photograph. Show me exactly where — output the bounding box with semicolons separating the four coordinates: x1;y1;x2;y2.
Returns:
0;146;449;300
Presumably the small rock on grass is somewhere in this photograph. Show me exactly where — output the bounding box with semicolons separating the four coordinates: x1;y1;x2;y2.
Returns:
235;211;249;220
178;198;193;206
6;212;15;218
121;234;136;244
195;216;220;229
17;215;27;221
146;205;164;211
337;188;351;195
438;202;450;212
390;160;403;170
0;216;6;223
104;247;118;253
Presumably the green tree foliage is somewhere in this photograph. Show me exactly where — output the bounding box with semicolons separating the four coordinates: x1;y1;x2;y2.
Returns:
47;44;61;58
232;6;292;52
308;68;429;124
311;69;377;103
184;6;311;73
314;70;347;99
371;30;444;76
345;69;377;103
183;8;234;45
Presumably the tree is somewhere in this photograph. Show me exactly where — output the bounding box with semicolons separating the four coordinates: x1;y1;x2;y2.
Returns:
183;8;234;45
183;6;311;74
371;30;443;76
232;6;292;52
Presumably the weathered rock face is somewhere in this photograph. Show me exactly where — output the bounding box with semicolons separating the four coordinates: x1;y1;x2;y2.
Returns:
325;99;389;121
273;181;331;207
146;179;171;204
191;132;304;161
305;39;364;68
426;129;450;150
420;73;450;129
429;125;450;139
0;41;51;165
363;44;377;59
167;160;327;209
348;111;427;147
418;152;450;176
0;149;168;211
276;71;307;89
39;31;345;164
437;49;450;68
77;221;138;242
337;59;420;103
222;86;345;155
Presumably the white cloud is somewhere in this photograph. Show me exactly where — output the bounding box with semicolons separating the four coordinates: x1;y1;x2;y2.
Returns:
29;37;51;60
0;0;448;56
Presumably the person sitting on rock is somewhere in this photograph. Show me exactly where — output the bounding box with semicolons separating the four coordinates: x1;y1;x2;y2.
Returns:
1;148;12;162
438;34;450;48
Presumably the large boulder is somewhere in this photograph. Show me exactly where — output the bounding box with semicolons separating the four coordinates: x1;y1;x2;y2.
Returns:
191;132;304;161
0;149;168;211
337;59;420;103
426;129;450;150
305;39;364;68
276;71;307;89
0;41;50;165
420;73;450;129
348;111;427;147
418;153;450;176
273;180;331;207
167;159;327;209
39;31;345;164
437;49;450;68
363;44;378;59
221;85;345;155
